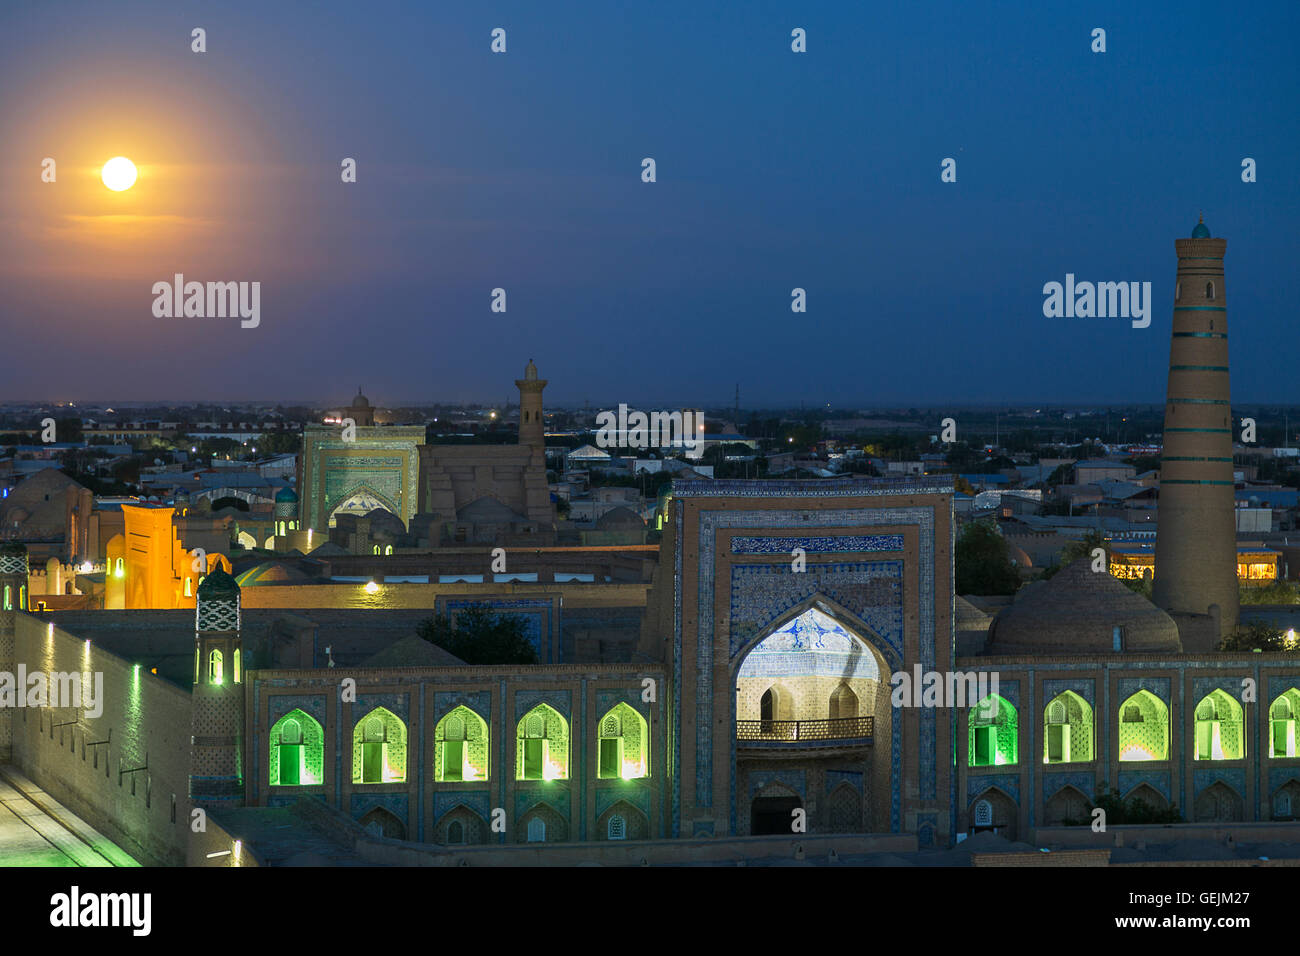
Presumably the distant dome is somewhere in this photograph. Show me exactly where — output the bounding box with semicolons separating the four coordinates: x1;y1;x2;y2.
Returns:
1192;216;1210;238
275;486;299;503
988;558;1180;655
351;388;371;408
236;561;312;587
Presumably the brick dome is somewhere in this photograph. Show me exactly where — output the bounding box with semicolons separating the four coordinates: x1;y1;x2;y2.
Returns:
988;557;1181;655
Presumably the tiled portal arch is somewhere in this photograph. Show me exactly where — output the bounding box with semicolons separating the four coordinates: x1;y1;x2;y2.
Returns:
667;478;954;841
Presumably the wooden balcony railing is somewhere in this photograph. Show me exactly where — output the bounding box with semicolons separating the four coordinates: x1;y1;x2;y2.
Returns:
736;716;873;742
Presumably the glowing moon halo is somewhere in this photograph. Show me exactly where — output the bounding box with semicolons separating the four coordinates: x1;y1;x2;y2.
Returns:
101;156;138;191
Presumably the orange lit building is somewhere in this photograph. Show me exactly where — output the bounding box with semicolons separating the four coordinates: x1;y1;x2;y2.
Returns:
104;503;231;609
1109;542;1278;587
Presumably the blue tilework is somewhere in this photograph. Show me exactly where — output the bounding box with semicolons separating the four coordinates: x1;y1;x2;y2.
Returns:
730;534;904;555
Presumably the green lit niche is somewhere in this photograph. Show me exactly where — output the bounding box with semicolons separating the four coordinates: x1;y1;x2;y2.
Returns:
270;709;324;786
1117;690;1169;761
1194;689;1245;761
1270;689;1300;758
1043;690;1093;764
596;702;649;780
233;649;241;684
208;649;224;685
969;695;1017;767
351;707;408;784
435;705;489;782
516;703;568;781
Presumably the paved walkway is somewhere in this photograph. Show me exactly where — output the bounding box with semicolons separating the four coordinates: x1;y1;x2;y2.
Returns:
0;766;137;867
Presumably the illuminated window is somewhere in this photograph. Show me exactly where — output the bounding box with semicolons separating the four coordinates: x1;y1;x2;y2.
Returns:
2;585;8;611
208;649;224;685
352;707;407;784
270;709;324;786
968;695;1017;767
435;706;489;781
384;545;393;555
1043;690;1093;764
1194;690;1244;761
1270;691;1300;758
233;649;241;684
597;703;649;779
373;545;380;555
278;521;286;536
184;578;192;597
517;704;568;780
1117;690;1169;761
115;558;124;578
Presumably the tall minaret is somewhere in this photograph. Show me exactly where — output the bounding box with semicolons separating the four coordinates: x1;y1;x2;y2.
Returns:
188;567;246;808
0;542;29;763
515;359;547;456
1152;216;1239;638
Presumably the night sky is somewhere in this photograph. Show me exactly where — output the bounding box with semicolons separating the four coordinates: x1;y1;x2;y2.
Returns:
1;1;1296;407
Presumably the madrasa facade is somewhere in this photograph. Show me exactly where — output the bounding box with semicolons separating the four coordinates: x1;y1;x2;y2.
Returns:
2;221;1298;865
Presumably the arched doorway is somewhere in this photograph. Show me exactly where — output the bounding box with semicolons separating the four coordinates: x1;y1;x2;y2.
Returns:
358;807;406;840
327;489;399;529
734;601;891;835
968;788;1018;841
750;782;804;836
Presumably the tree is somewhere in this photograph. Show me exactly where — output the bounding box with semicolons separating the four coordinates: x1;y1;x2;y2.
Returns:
1218;620;1294;653
1065;785;1183;826
1040;530;1151;596
1240;581;1300;606
955;520;1021;595
417;605;540;665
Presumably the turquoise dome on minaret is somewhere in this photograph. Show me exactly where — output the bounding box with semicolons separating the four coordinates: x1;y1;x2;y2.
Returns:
1191;215;1210;238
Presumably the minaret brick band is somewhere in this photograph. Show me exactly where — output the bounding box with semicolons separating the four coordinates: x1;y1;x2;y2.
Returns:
1152;217;1239;638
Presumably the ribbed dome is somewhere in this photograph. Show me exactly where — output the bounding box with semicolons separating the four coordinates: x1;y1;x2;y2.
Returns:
988;558;1181;655
235;561;311;586
274;486;299;502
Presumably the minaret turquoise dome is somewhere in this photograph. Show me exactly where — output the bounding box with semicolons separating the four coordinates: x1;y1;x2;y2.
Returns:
1191;215;1210;238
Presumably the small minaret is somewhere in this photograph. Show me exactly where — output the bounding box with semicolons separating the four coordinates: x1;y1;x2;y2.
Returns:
515;359;548;457
188;567;246;808
273;486;300;537
1152;216;1239;638
0;542;29;763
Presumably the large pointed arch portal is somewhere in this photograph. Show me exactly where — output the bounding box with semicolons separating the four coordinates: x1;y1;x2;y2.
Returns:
733;598;895;835
664;478;955;843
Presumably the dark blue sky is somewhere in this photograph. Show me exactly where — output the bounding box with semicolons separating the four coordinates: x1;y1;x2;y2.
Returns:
1;0;1296;407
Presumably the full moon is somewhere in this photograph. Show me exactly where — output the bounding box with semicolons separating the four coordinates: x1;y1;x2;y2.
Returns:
101;156;138;191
